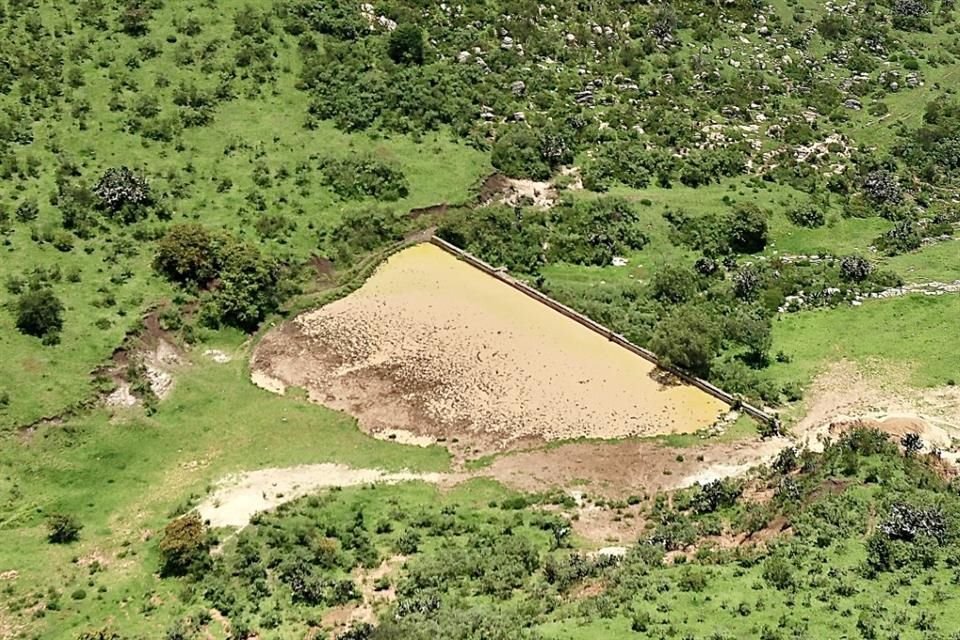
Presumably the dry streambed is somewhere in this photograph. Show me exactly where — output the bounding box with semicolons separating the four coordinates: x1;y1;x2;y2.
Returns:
252;243;728;457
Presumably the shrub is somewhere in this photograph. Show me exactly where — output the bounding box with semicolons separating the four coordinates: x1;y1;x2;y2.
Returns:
839;254;873;282
862;170;903;205
786;204;825;228
158;512;210;576
727;203;769;253
388;24;425;65
46;513;82;544
318;156;409;201
93;167;153;223
876;220;921;255
491;127;552;180
15;198;39;222
900;432;924;454
762;556;795;590
15;288;64;343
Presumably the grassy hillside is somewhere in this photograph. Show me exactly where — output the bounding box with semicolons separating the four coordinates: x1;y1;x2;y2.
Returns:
0;0;958;638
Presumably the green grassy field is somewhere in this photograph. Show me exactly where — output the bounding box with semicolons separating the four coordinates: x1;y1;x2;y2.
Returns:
768;293;960;390
0;333;450;638
0;0;491;430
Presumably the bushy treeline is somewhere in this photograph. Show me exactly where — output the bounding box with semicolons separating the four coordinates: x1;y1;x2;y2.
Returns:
438;198;899;403
437;196;648;272
154;223;292;330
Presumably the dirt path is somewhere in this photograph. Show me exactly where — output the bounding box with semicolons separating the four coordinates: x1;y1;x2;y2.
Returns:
197;464;457;528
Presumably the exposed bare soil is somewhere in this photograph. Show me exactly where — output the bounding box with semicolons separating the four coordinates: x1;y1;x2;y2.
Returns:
789;361;960;454
197;464;457;528
251;244;727;459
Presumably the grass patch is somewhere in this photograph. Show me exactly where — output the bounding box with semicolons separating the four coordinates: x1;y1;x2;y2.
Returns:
768;293;960;390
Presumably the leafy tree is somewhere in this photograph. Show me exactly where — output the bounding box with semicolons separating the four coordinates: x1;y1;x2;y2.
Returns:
726;203;769;253
46;513;82;543
159;512;210;576
15;288;64;343
772;447;798;474
153;224;221;285
388;24;424;65
691;479;742;514
649;303;721;377
209;240;283;330
649;263;700;304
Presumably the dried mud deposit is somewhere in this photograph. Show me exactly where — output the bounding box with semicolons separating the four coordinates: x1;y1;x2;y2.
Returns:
252;244;727;454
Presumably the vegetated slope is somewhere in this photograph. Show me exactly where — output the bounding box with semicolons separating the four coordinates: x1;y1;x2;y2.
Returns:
83;428;960;639
0;0;490;429
2;0;958;421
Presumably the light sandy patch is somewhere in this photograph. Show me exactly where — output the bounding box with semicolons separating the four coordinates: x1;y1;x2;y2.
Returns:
252;243;728;457
250;370;286;395
197;464;453;528
478;436;789;497
203;349;233;364
104;382;138;408
791;361;960;452
145;364;174;399
373;428;436;447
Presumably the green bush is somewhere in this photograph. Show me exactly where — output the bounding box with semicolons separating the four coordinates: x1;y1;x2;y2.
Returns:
46;513;82;544
15;288;64;343
317;156;409;201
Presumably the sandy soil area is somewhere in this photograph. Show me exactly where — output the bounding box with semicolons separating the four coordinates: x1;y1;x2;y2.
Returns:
790;361;960;452
252;243;727;457
197;464;453;528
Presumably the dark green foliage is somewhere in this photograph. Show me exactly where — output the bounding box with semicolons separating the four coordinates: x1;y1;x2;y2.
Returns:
649;303;721;377
439;197;646;273
154;224;284;330
14;288;64;343
786;203;825;228
324;206;408;259
727;203;770;253
691;479;742;514
387;24;424;65
15;198;39;222
875;220;921;255
153;224;221;285
900;432;924;453
46;513;82;544
663;203;769;256
491;127;553;181
762;556;795;590
318;156;409;201
839;254;873;282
